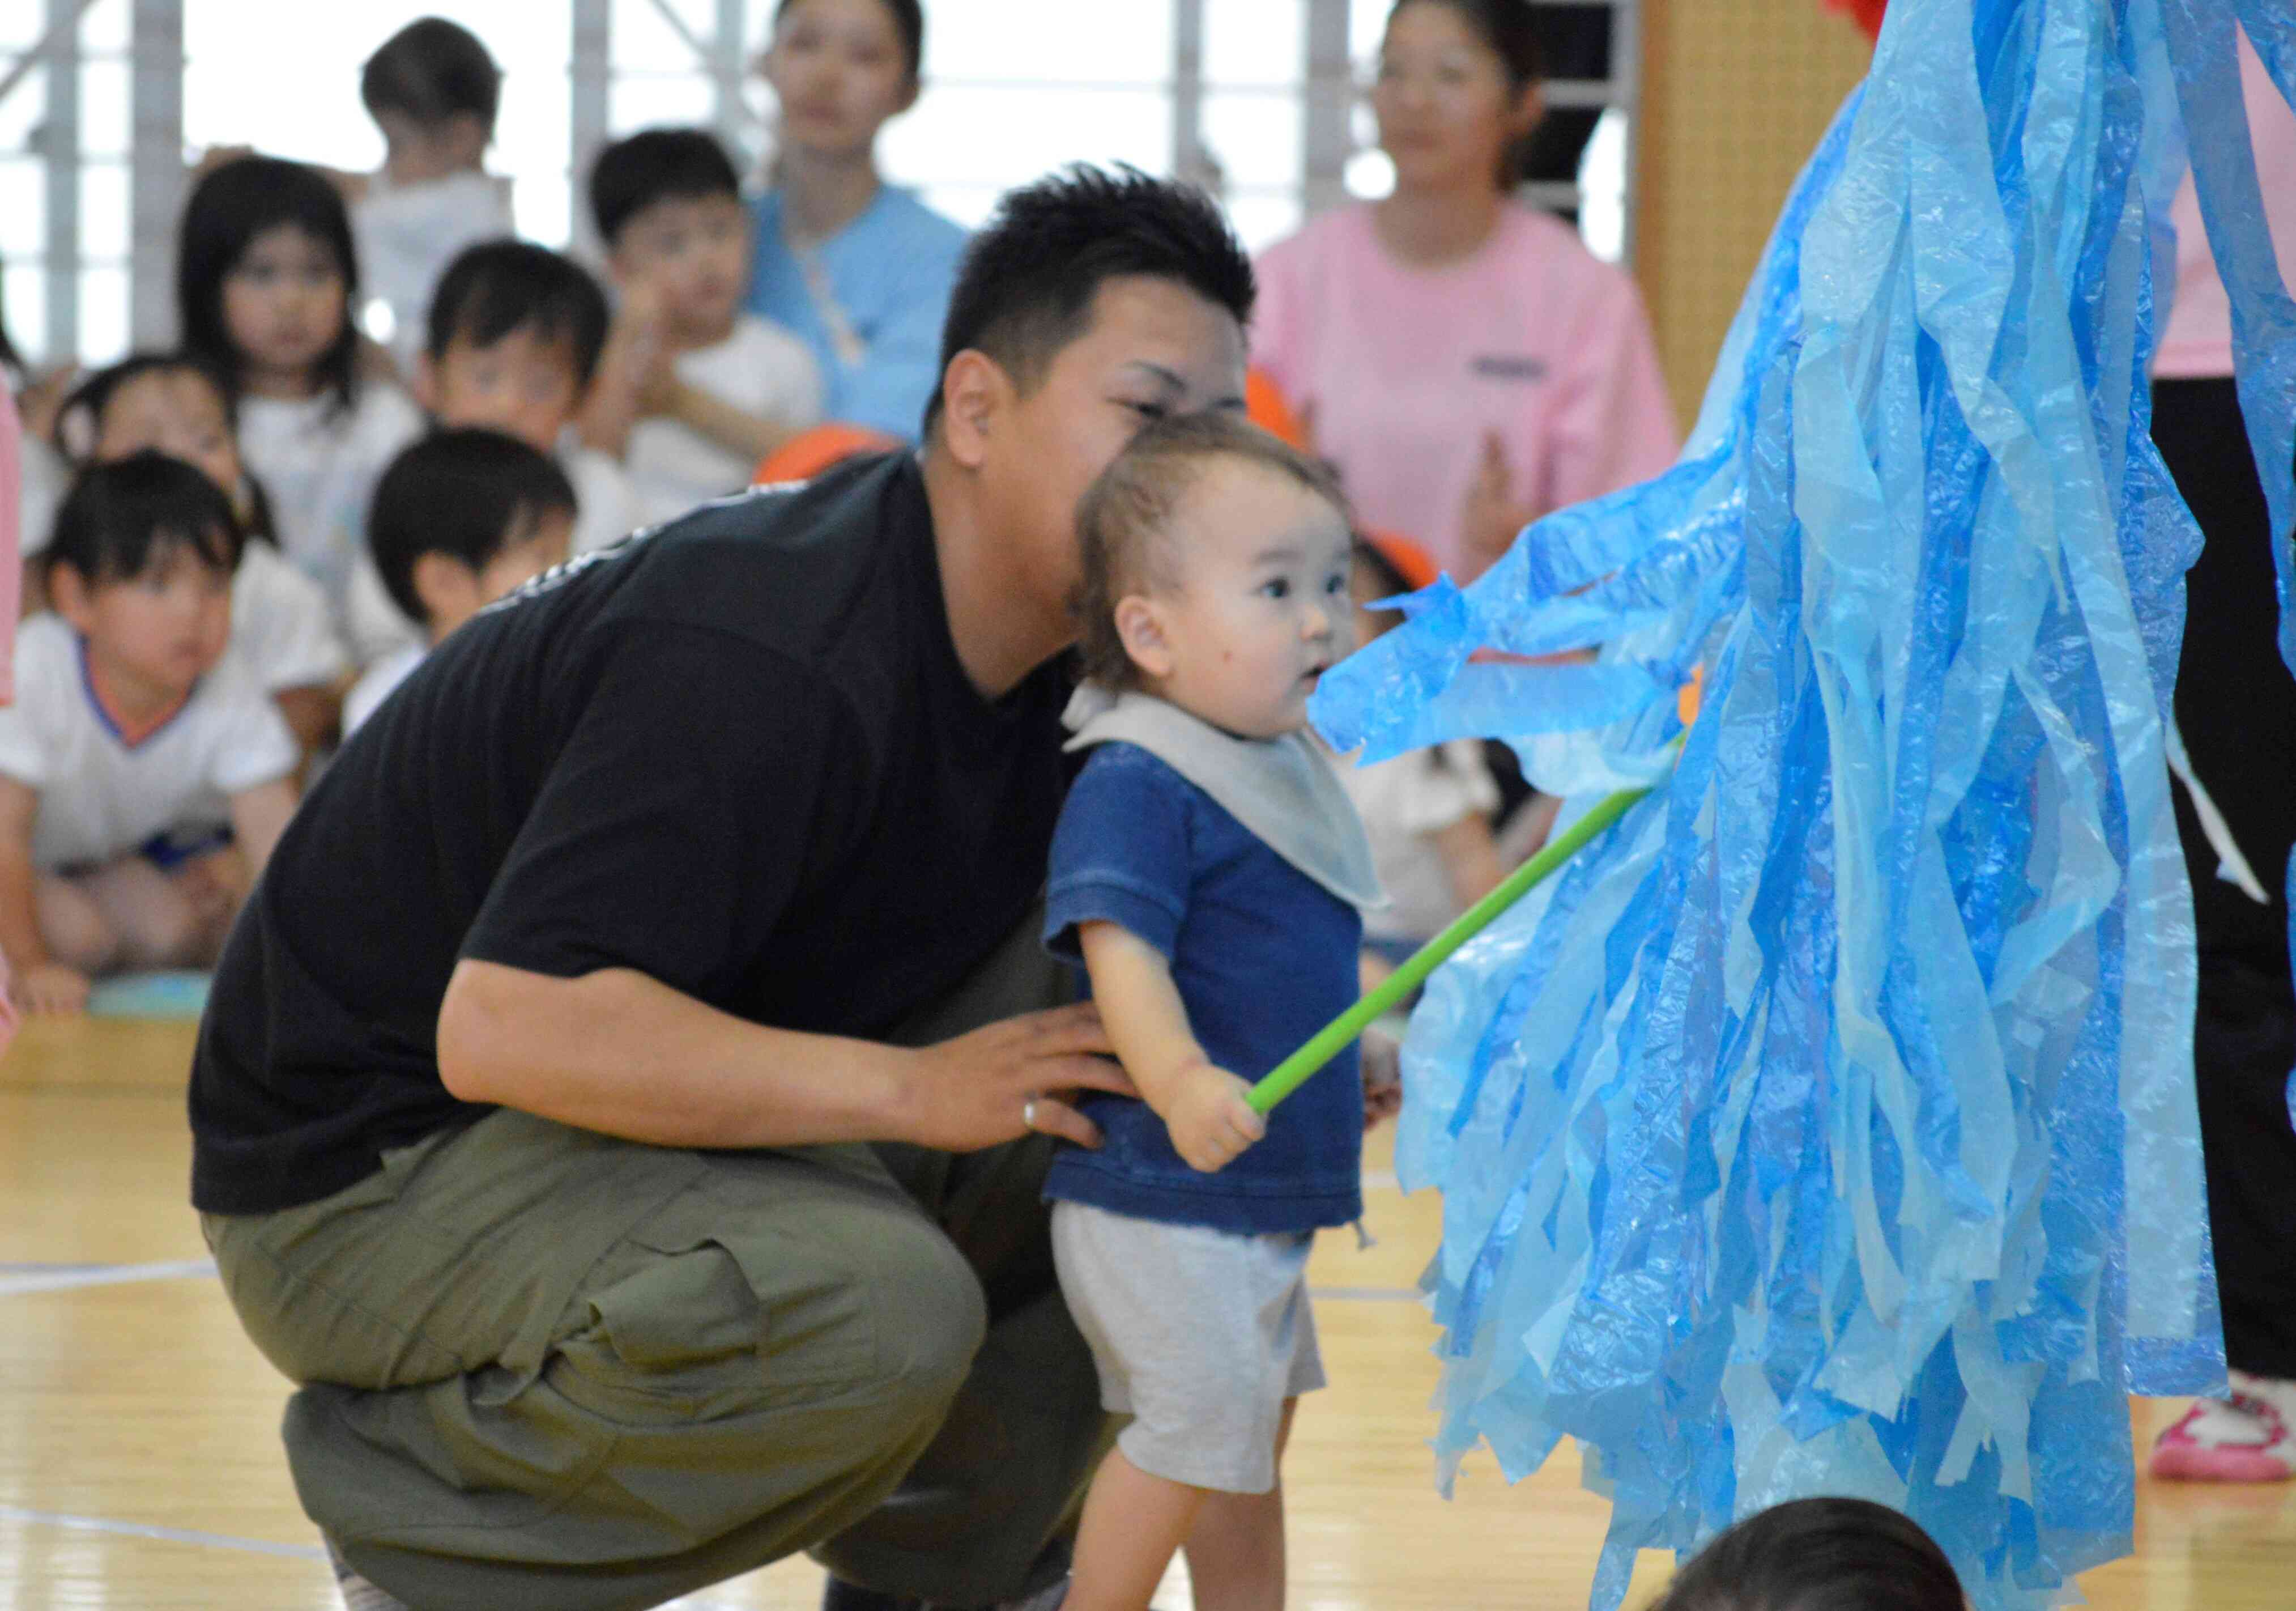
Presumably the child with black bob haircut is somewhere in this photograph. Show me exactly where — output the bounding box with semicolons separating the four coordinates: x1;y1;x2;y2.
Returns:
177;155;424;651
414;239;640;556
1647;1498;1968;1611
344;427;575;734
580;127;821;524
0;453;299;1014
355;16;516;372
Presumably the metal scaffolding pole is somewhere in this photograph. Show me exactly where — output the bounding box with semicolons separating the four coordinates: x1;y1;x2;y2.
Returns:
570;0;613;259
1172;0;1208;190
1302;0;1352;218
40;0;82;360
130;0;184;345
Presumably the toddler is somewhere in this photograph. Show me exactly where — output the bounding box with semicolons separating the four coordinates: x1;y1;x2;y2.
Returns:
0;453;299;1014
54;353;350;757
581;128;822;525
1044;413;1381;1611
177;155;423;655
350;17;516;374
343;428;574;735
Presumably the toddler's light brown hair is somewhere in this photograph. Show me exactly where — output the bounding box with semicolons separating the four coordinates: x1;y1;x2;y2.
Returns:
1073;412;1348;690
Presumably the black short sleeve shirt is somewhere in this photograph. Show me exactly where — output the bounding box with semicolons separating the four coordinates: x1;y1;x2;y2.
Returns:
190;454;1070;1214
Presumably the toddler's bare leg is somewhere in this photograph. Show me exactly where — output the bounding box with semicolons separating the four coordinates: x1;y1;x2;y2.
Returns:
76;856;221;969
36;873;121;974
1180;1398;1297;1611
1064;1448;1208;1611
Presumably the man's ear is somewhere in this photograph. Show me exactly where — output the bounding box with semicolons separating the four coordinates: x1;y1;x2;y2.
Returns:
936;350;1009;471
46;563;97;636
1113;593;1174;683
410;352;440;415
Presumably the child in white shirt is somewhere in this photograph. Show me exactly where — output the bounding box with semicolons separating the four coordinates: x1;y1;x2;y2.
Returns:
580;129;823;525
350;18;516;375
177;156;424;656
54;353;351;759
343;429;574;736
0;454;299;1014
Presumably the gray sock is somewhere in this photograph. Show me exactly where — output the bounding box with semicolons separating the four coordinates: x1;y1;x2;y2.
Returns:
324;1537;415;1611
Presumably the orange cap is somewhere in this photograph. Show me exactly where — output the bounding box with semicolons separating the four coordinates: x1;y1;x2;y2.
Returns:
753;423;902;486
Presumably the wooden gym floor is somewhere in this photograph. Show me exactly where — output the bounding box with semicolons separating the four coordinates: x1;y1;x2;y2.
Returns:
4;1017;2291;1609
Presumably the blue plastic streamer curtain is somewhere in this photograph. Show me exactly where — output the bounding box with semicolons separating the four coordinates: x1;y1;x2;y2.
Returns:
1306;1;2294;1605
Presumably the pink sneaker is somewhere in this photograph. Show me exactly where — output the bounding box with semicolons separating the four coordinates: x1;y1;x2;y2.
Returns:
2150;1384;2295;1482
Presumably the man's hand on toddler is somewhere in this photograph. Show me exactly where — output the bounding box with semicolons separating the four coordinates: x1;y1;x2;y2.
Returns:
1362;1030;1403;1129
1161;1061;1267;1172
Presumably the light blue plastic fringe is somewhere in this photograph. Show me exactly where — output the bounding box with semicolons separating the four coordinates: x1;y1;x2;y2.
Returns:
1306;1;2291;1605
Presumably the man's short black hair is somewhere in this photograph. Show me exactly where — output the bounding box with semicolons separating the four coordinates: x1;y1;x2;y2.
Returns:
369;428;577;626
427;241;611;388
926;164;1254;435
589;129;742;248
362;18;502;131
48;451;244;588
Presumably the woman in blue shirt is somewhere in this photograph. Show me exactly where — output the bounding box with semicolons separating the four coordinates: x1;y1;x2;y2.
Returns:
750;0;968;439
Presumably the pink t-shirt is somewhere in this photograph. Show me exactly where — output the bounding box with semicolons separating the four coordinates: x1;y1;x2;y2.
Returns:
2156;32;2296;381
1253;203;1678;579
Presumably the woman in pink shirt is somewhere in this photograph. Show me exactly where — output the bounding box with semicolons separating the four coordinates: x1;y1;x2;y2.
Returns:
1253;0;1678;583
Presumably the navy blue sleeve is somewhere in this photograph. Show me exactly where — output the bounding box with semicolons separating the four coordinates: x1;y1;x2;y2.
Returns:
1043;744;1194;962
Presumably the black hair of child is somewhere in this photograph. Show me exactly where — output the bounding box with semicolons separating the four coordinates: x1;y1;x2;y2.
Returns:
928;164;1255;436
1385;0;1548;186
46;450;245;588
1646;1498;1967;1611
588;128;742;249
427;240;611;388
369;427;578;627
772;0;924;80
177;156;363;415
54;351;282;549
361;17;502;131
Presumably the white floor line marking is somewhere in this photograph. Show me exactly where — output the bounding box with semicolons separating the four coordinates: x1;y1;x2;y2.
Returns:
0;1257;217;1299
0;1503;325;1561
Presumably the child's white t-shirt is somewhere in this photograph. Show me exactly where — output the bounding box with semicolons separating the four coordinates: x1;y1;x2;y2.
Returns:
236;384;424;634
625;313;823;526
1335;738;1502;943
0;615;298;872
565;443;648;554
355;171;516;375
340;642;424;738
232;542;353;693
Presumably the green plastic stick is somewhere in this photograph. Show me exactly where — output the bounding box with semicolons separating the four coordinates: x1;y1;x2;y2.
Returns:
1246;778;1657;1116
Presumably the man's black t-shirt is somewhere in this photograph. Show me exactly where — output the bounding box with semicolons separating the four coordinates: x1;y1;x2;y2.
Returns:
190;453;1070;1215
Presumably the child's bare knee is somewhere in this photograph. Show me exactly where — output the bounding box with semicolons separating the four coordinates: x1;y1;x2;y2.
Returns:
36;881;120;972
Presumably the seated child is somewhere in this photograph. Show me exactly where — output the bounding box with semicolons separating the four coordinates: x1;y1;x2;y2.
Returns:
1334;530;1507;976
414;239;643;556
177;155;425;658
350;17;516;375
1646;1496;1967;1611
54;353;351;758
1043;414;1381;1611
580;128;823;525
343;427;574;735
0;453;299;1014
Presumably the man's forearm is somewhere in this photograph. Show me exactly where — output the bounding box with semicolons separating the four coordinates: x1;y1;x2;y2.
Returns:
437;959;918;1149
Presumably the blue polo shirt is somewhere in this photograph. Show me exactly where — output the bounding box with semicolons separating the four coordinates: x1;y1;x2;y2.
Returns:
1042;741;1364;1234
746;186;968;440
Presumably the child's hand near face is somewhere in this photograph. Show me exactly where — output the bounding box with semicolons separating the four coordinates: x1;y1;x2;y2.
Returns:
1160;1060;1267;1173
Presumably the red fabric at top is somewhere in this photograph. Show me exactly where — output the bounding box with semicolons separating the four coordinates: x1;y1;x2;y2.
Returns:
1824;0;1888;42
